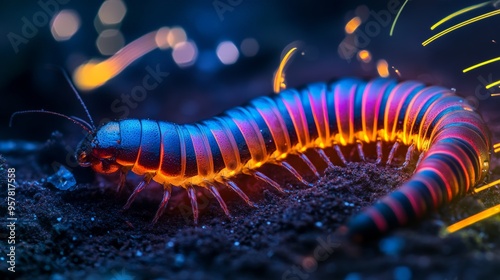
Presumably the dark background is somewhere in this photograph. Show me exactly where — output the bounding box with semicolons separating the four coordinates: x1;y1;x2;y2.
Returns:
2;1;500;279
2;0;499;143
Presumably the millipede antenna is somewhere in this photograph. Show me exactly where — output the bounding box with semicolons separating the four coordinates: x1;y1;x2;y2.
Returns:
9;110;93;134
47;65;96;130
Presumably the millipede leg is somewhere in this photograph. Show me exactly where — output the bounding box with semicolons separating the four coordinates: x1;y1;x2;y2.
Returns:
152;184;172;224
123;174;153;210
249;170;284;193
187;184;199;224
399;143;415;170
375;139;383;164
208;184;230;217
356;140;366;162
334;144;348;165
315;148;335;169
225;180;257;207
386;140;400;165
275;161;313;187
415;151;425;169
117;168;129;193
297;153;320;178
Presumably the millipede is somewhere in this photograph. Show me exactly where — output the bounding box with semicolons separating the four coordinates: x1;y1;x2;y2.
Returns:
10;47;493;242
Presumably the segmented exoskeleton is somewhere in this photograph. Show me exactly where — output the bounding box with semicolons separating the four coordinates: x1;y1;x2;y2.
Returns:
71;77;490;240
11;70;491;241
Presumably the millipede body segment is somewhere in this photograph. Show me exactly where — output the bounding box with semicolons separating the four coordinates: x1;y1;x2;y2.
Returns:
75;78;491;240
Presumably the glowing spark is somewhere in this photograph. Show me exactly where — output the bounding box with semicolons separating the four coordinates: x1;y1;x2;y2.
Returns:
430;1;491;30
377;59;389;77
74;30;159;90
273;46;298;94
486;79;500;89
447;203;500;233
423;9;500;46
475;178;500;193
392;66;401;77
357;50;371;63
463;56;500;73
389;0;410;36
345;17;362;34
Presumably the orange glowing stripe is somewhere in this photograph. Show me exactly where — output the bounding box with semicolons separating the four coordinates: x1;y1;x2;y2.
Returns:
383;84;399;141
273;47;298;93
334;88;346;145
422;9;500;46
345;17;361;34
447;203;500;233
361;84;370;142
74;30;160;90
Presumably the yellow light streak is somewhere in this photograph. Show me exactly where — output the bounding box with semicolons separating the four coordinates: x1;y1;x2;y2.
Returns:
486;79;500;89
273;47;298;94
74;30;161;90
475;178;500;193
431;1;492;30
422;9;500;46
463;56;500;73
447;203;500;233
389;0;410;36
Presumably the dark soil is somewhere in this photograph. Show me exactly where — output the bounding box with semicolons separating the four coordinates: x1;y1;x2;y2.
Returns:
2;120;500;280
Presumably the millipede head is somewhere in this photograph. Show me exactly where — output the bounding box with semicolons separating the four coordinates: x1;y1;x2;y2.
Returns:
76;122;121;174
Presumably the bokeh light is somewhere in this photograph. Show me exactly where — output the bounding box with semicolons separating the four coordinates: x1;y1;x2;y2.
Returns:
96;29;125;55
345;16;361;34
98;0;127;25
172;40;198;67
50;10;81;41
240;38;259;57
377;59;390;77
216;41;239;65
167;27;187;47
357;50;372;63
155;27;170;49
